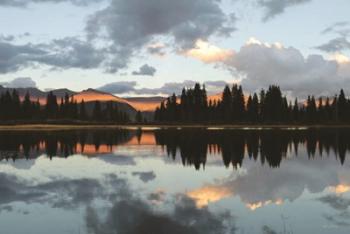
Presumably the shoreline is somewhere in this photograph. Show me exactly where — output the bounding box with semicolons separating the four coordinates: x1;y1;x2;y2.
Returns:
1;124;350;131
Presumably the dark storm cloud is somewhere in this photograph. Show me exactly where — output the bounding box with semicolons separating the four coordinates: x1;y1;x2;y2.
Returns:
87;0;234;48
316;37;350;53
0;0;103;7
258;0;312;21
132;64;157;76
85;0;236;72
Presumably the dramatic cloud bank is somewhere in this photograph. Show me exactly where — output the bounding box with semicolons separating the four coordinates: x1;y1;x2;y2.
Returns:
226;38;350;96
183;38;350;97
85;0;236;72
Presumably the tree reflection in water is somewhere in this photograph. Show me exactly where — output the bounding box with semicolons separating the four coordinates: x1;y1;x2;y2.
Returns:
0;128;349;170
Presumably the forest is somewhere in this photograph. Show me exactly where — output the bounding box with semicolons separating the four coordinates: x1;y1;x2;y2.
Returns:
155;83;350;124
0;91;130;123
1;83;350;124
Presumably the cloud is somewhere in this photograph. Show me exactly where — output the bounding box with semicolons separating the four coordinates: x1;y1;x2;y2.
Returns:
137;80;230;95
98;80;229;96
0;38;107;73
87;0;234;48
0;34;15;42
322;213;350;227
132;64;157;76
85;194;236;234
0;0;103;7
186;152;350;210
0;172;128;210
262;225;277;234
97;154;137;166
224;37;350;97
0;0;235;73
132;171;156;183
85;0;236;72
38;37;106;70
147;42;167;56
0;41;46;73
317;195;350;211
185;40;234;63
0;77;37;88
316;37;350;53
258;0;312;21
97;81;137;94
321;21;350;36
148;190;166;204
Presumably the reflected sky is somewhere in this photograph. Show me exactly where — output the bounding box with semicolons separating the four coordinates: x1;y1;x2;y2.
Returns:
0;128;350;234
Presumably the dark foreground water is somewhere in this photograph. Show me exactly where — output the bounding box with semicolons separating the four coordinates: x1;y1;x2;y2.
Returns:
0;128;350;234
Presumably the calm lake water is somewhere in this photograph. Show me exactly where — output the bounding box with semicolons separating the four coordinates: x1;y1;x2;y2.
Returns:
0;128;350;234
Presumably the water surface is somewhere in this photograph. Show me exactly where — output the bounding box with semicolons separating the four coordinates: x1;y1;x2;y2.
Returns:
0;128;350;234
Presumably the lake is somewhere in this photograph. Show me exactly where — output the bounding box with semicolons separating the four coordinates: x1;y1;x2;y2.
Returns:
0;127;350;234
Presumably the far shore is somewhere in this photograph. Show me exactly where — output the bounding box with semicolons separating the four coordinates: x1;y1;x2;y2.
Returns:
1;123;350;131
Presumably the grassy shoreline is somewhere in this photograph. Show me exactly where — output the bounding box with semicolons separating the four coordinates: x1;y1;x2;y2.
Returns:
1;123;350;131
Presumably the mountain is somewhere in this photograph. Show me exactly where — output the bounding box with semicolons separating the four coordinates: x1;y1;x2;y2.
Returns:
125;96;166;112
0;85;224;118
0;86;77;104
51;89;77;98
71;89;137;118
72;88;128;104
0;86;137;118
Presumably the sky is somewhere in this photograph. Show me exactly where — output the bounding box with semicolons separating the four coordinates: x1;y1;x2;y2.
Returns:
0;0;350;97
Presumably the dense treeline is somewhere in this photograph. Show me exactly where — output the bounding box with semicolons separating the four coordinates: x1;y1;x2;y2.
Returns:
155;83;350;124
0;90;130;123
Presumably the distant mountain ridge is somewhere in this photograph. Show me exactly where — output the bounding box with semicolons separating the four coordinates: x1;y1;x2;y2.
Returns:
0;86;146;119
0;85;226;114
